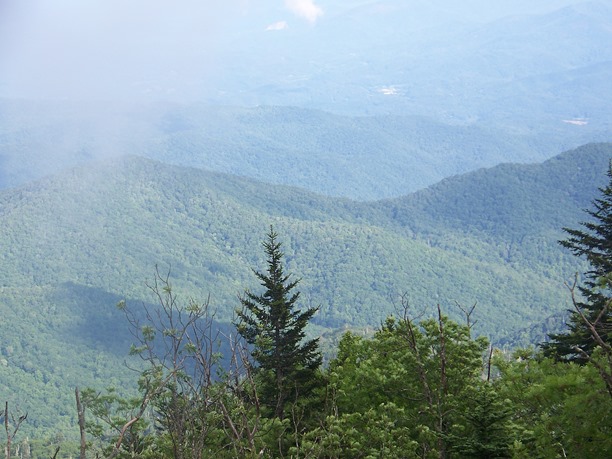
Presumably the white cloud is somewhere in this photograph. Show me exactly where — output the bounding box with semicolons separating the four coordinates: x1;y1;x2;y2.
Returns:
284;0;323;24
266;20;289;31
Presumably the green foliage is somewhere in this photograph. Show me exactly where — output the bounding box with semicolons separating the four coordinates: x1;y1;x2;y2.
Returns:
446;383;514;458
80;387;155;459
295;403;419;459
328;313;490;456
496;350;612;458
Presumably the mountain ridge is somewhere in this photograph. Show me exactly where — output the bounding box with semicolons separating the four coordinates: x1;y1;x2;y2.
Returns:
2;143;610;328
2;100;608;199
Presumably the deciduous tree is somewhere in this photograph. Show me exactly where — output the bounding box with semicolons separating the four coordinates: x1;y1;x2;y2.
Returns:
327;302;489;458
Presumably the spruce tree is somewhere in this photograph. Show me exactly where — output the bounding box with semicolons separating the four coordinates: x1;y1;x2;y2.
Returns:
448;383;513;458
235;227;322;420
543;163;612;362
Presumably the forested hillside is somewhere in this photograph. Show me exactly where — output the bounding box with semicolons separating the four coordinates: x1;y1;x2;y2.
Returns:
1;143;610;440
1;100;608;198
380;142;609;237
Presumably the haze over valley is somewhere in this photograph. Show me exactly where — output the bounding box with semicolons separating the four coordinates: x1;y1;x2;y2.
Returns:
2;0;611;196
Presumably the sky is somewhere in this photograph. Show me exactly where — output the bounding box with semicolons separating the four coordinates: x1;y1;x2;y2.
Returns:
0;0;326;101
0;0;593;105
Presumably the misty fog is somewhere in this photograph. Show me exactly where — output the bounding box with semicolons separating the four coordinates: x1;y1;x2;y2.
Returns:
0;0;593;104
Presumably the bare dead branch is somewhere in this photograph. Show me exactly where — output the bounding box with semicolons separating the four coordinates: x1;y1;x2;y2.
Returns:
455;301;478;334
4;402;27;459
486;345;494;382
75;387;87;459
565;275;612;399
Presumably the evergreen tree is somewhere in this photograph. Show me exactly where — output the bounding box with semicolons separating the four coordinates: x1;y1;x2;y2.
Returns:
543;162;612;362
448;383;514;458
235;227;322;420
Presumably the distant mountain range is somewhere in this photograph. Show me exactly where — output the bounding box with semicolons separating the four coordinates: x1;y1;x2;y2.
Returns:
2;2;611;201
196;0;612;123
7;0;610;121
1;101;609;199
1;142;610;437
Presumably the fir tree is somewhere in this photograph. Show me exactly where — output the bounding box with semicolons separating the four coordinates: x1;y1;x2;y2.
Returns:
543;162;612;362
235;227;322;420
448;383;514;458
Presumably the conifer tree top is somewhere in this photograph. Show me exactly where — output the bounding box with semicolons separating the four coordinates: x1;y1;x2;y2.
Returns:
235;226;322;419
544;162;612;362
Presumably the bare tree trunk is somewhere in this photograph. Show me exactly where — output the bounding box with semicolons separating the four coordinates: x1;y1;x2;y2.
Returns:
4;402;9;459
75;388;87;459
436;304;448;459
455;301;478;337
4;402;26;459
486;345;494;382
567;277;612;399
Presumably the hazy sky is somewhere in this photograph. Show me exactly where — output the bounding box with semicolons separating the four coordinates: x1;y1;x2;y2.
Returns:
0;0;326;101
0;0;591;104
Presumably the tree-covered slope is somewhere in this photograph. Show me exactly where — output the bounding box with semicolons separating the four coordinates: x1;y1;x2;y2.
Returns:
379;142;611;238
0;143;610;438
3;146;607;334
1;100;608;199
2;144;610;331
